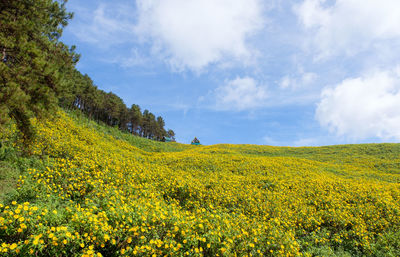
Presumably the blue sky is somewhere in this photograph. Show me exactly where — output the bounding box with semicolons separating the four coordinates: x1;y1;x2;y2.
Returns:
61;0;400;146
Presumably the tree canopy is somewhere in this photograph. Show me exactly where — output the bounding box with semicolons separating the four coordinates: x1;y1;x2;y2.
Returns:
0;0;77;141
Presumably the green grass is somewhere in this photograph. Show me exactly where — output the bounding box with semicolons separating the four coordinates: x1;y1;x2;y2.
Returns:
0;161;19;201
199;143;400;174
0;138;48;202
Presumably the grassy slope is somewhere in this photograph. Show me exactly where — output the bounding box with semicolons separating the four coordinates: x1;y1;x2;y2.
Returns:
0;110;399;256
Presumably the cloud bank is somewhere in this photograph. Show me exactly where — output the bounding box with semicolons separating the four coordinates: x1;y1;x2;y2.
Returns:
295;0;400;59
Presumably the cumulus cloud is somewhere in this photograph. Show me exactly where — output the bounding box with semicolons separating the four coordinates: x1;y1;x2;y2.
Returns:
135;0;265;71
295;0;400;59
316;68;400;140
214;77;268;111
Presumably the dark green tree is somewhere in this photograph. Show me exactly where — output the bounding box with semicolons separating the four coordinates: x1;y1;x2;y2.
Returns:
155;116;167;141
167;129;176;141
129;104;142;135
142;110;158;139
0;0;77;142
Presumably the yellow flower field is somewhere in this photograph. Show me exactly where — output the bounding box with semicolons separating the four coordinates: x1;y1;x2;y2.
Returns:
1;111;400;256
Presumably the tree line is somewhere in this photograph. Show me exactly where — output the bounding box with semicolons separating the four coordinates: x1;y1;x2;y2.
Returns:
58;69;175;141
0;0;175;144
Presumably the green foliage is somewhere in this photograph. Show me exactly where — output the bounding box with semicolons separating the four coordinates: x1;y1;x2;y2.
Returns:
129;104;142;135
0;0;174;147
0;161;19;202
371;230;400;257
0;0;78;143
0;139;46;202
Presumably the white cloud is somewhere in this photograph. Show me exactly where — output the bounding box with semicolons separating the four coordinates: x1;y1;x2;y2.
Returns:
316;68;400;140
71;4;135;47
135;0;265;71
280;76;291;89
214;77;268;111
292;137;319;147
280;72;317;89
295;0;400;59
111;48;149;68
263;136;282;146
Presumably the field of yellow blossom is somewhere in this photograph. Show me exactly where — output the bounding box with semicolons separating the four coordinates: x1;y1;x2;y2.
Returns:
0;110;400;256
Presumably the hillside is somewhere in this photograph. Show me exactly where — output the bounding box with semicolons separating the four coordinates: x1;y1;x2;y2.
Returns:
0;111;400;256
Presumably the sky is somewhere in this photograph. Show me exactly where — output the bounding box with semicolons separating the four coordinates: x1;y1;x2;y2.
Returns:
61;0;400;146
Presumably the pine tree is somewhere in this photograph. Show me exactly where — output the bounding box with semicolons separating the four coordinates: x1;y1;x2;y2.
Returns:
0;0;77;143
129;104;142;135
